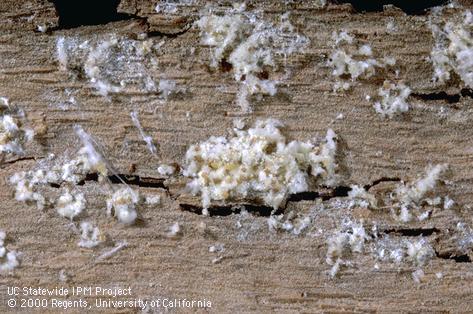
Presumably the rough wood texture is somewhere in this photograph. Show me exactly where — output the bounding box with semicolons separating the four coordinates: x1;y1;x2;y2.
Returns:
1;0;473;312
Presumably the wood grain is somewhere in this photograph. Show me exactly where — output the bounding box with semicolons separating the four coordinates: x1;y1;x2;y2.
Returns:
0;1;472;312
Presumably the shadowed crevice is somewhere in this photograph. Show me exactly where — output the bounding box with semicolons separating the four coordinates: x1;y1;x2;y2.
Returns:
383;227;439;237
336;0;448;15
49;0;136;29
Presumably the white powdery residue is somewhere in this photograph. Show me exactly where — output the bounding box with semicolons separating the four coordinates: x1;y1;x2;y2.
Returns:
56;190;86;220
358;44;373;56
267;214;311;235
310;128;339;186
167;222;181;238
396;164;448;206
9;171;47;210
196;12;250;67
0;231;20;272
443;195;454;210
386;18;397;33
430;11;473;88
373;81;411;118
329;31;395;90
158;79;177;100
145;195;161;205
37;24;47;33
208;243;225;253
412;269;425;284
417;210;431;221
78;222;101;248
348;185;377;209
183;119;338;210
326;222;368;267
57;35;160;96
371;236;406;264
392;164;447;222
73;125;108;179
157;164;175;176
233;118;246;130
197;9;308;111
0;107;35;156
130;111;157;156
107;187;140;225
155;0;196;14
96;241;128;262
406;238;435;266
56;36;68;71
84;37;122;96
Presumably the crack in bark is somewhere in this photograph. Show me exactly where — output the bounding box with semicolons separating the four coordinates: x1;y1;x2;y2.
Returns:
48;0;193;40
412;89;473;104
1;156;37;167
412;91;461;104
75;173;167;189
146;22;193;38
180;203;279;217
364;177;400;190
337;0;448;15
382;227;439;237
49;0;137;30
435;250;471;263
179;185;351;217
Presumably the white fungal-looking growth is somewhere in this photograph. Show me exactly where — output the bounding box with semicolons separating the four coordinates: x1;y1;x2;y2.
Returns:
155;0;195;14
430;11;473;88
412;268;425;284
158;79;177;100
167;222;181;238
0;101;34;156
197;9;308;111
84;37;122;96
78;222;101;248
329;31;395;90
9;127;109;213
0;231;20;272
96;241;128;261
130;111;157;156
145;194;161;205
406;238;435;266
56;37;68;71
196;12;250;67
396;164;448;206
267;214;311;236
392;164;448;222
72;125;108;179
56;190;86;220
373;81;411;118
9;171;48;210
157;164;175;176
348;185;378;209
56;35;159;96
183;119;339;210
107;187;140;225
326;222;368;277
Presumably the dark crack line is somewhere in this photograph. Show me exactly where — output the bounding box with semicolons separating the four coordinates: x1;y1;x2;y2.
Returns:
146;22;193;38
336;0;448;15
364;177;400;190
180;203;279;217
411;91;461;104
179;185;351;217
1;156;37;167
48;0;138;30
382;227;439;237
77;173;167;190
435;250;471;263
411;88;473;104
